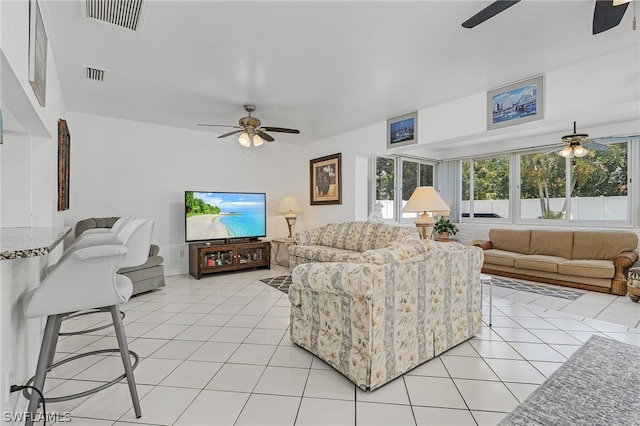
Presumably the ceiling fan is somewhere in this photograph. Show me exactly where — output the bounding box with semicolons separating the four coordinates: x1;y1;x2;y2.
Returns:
462;0;635;35
547;121;640;158
197;104;300;147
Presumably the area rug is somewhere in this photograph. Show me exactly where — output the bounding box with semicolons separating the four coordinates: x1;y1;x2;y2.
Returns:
498;335;640;425
259;275;292;294
260;274;586;301
490;275;585;301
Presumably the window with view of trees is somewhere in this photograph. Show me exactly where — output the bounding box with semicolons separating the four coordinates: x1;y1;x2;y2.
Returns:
519;142;628;221
375;156;434;221
375;157;395;220
463;142;629;223
520;153;566;219
462;156;510;219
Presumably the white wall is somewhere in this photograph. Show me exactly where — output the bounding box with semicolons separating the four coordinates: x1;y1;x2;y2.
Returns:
302;45;639;229
65;112;308;275
1;1;69;419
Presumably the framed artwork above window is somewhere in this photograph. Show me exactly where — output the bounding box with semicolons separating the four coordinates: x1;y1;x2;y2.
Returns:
387;112;417;149
487;75;543;130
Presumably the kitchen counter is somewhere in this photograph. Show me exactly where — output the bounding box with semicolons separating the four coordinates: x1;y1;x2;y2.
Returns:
0;227;71;260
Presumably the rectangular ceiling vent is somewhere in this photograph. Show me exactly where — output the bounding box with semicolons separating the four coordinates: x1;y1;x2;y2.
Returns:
86;67;106;81
86;0;144;31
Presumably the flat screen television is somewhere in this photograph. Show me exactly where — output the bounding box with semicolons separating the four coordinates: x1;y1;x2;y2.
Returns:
185;191;266;242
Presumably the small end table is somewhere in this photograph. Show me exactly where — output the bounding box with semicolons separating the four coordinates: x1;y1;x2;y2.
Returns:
272;237;296;268
480;273;493;326
627;267;640;303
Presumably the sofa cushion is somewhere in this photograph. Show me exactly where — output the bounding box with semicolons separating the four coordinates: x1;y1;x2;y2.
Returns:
290;245;366;263
74;216;120;237
515;255;565;273
571;231;638;260
483;249;522;267
530;230;573;258
317;222;415;251
558;260;614;279
489;229;531;255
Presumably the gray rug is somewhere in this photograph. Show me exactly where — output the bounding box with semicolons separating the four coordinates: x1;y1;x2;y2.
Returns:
260;274;586;301
499;335;640;425
489;275;586;300
259;275;292;294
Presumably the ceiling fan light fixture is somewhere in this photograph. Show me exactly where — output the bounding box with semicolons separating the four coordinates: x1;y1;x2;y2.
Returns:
238;132;251;147
252;134;264;147
573;145;589;157
558;146;574;158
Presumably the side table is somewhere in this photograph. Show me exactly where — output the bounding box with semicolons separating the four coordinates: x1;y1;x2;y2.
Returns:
480;273;493;326
627;267;640;303
272;237;296;268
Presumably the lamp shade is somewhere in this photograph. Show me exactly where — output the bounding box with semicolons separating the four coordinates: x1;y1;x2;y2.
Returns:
402;186;450;216
277;196;302;216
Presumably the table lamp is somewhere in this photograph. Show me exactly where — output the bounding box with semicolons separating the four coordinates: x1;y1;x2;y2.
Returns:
277;196;302;238
402;186;450;239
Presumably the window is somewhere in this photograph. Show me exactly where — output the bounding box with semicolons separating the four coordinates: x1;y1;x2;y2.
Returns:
375;157;395;220
519;152;566;219
374;156;434;221
462;156;510;219
462;141;630;225
568;142;628;221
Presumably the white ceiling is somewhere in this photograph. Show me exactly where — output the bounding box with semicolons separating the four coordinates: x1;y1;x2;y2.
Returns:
39;0;640;146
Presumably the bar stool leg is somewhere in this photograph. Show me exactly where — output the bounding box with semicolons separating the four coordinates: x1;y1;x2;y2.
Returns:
26;315;60;426
111;305;142;418
45;316;63;367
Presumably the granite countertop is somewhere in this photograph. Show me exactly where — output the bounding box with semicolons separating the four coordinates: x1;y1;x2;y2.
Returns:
0;227;71;260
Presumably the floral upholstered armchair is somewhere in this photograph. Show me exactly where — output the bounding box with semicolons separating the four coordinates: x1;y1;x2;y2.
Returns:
288;222;484;390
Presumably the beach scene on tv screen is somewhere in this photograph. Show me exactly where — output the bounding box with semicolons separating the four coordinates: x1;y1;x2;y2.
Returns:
186;192;265;241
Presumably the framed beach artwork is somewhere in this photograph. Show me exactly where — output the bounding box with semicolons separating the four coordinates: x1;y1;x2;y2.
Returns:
387;112;417;149
310;153;342;205
487;75;544;130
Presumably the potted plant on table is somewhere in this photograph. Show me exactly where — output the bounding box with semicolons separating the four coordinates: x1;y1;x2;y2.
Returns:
433;217;459;240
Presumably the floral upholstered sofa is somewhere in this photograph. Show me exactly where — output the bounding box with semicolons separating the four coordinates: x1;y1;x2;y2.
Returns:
288;221;484;390
288;221;420;268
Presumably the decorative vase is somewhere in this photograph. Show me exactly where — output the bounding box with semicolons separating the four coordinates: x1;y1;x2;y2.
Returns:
438;231;450;240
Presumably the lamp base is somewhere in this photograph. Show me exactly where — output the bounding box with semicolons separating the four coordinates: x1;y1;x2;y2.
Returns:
414;213;435;240
285;216;297;239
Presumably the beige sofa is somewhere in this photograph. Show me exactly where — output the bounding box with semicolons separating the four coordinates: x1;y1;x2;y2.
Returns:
475;228;638;295
288;221;483;390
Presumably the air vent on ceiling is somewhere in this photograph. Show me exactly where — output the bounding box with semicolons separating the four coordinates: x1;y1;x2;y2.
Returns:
86;0;143;31
86;67;106;81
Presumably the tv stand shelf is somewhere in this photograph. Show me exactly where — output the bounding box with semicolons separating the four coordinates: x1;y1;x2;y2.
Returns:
189;240;270;279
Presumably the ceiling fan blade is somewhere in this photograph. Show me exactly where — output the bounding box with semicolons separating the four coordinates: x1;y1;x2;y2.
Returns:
217;129;243;139
544;145;563;155
593;0;629;34
256;130;275;142
197;124;241;128
582;142;611;151
462;0;521;29
591;134;640;143
261;126;300;134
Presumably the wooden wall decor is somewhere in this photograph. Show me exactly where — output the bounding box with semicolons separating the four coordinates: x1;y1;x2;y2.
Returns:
57;119;70;211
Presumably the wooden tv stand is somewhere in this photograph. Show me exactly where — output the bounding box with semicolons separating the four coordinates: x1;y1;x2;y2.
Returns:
189;240;271;279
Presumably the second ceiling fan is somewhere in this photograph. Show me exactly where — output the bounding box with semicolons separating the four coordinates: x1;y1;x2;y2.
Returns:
462;0;633;35
197;104;300;147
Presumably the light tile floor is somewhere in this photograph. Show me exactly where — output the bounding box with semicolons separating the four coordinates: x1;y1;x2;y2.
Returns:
38;266;639;425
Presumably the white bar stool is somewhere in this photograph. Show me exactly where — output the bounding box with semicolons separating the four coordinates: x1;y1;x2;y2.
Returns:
21;218;154;426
